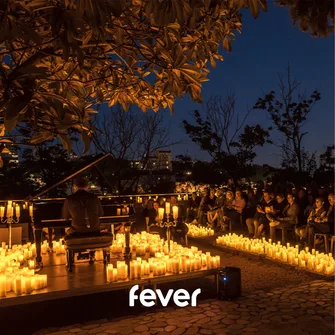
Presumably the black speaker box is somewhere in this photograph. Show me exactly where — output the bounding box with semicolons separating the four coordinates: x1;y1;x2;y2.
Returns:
217;267;241;300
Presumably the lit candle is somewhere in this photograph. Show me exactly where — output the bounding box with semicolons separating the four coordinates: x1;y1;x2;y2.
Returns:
165;202;171;214
158;208;164;220
14;276;22;295
0;206;4;218
106;264;114;282
172;206;178;220
0;275;6;297
28;260;35;270
7;205;13;217
29;205;33;217
116;208;121;216
23;277;32;294
15;205;20;218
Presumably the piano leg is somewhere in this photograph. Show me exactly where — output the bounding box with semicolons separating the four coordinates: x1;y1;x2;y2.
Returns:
34;228;43;265
48;228;53;250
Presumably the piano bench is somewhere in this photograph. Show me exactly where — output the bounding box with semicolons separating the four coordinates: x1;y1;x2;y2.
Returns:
64;232;113;272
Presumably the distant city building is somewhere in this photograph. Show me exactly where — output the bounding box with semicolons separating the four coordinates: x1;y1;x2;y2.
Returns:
69;153;78;160
1;144;19;166
130;151;173;171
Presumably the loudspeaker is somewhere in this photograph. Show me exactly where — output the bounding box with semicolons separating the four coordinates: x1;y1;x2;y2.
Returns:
217;267;241;300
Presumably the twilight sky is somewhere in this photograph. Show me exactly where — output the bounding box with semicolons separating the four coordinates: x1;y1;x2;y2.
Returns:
157;3;334;167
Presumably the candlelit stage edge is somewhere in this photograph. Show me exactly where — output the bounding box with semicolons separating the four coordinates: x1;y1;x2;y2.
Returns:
1;231;222;308
0;254;219;308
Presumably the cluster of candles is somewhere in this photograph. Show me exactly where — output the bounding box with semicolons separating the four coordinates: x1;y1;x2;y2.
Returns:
0;242;47;297
186;224;215;237
116;206;130;216
157;202;178;220
111;232;169;255
106;246;220;282
136;194;189;204
0;201;34;218
216;234;335;276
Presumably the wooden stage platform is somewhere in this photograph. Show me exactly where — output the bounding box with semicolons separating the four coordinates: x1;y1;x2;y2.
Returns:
0;252;218;308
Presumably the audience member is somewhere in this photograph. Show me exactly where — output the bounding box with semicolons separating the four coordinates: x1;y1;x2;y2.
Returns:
246;191;275;238
269;193;300;242
295;197;327;246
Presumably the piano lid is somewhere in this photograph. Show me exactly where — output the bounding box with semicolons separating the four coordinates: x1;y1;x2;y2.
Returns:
28;153;111;200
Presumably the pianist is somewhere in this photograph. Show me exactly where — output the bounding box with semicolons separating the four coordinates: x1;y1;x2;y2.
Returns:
62;177;104;263
62;176;104;235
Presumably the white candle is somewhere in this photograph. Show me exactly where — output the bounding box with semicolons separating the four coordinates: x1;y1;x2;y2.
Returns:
106;264;114;282
165;202;171;214
0;275;6;297
15;205;20;218
158;208;164;220
23;277;32;294
28;260;35;270
0;206;4;218
29;205;33;217
7;205;13;217
172;206;178;220
14;276;22;295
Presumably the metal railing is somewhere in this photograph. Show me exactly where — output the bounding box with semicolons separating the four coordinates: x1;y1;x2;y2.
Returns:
0;193;191;203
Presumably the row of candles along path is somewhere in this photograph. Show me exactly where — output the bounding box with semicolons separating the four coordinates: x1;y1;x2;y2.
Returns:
0;242;48;297
107;248;220;282
186;224;215;237
216;234;335;275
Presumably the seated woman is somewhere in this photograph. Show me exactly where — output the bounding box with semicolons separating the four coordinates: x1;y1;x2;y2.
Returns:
304;194;315;219
172;217;189;245
186;192;200;223
143;199;155;231
207;189;217;210
148;201;166;239
217;191;235;231
246;191;275;238
295;197;327;246
196;189;210;226
225;190;246;228
308;193;334;246
269;193;300;242
244;189;257;220
207;189;225;228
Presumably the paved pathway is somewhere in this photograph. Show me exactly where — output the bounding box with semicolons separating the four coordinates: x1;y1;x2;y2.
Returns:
36;280;334;335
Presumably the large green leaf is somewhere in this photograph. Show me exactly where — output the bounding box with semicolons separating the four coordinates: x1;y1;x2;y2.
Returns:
58;134;73;152
4;95;31;132
81;131;91;154
30;131;54;144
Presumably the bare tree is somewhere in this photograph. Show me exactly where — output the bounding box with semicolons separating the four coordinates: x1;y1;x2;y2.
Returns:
254;66;321;173
92;106;178;193
205;94;251;156
92;106;139;160
183;93;269;180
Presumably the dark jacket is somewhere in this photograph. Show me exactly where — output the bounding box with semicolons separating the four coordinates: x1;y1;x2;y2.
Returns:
62;190;103;233
280;202;300;225
322;205;334;234
307;206;327;224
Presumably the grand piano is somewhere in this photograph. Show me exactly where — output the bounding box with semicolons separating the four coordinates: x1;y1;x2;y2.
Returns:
30;153;135;264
